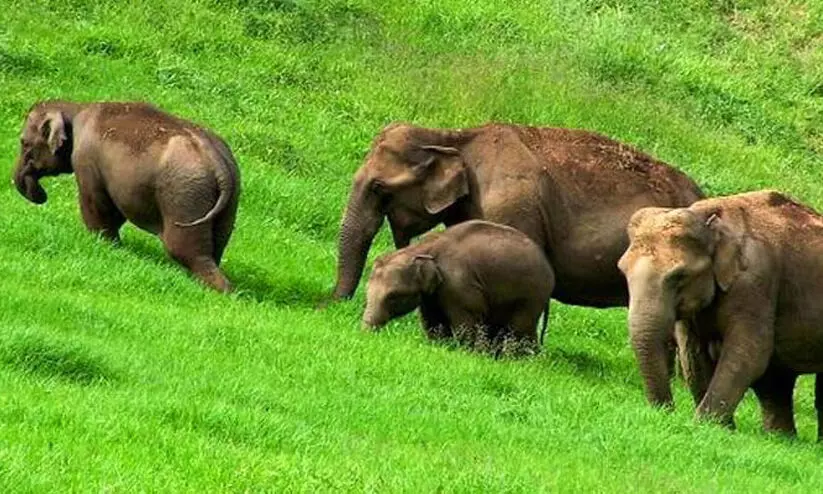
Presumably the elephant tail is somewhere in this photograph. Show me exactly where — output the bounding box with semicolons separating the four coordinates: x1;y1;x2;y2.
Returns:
539;301;550;347
175;136;238;228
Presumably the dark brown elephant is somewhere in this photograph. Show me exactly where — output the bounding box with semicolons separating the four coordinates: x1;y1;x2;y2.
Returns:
619;190;823;436
333;122;704;309
12;100;240;292
362;220;554;354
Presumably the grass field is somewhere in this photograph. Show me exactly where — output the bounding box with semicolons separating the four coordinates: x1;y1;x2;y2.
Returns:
3;0;823;491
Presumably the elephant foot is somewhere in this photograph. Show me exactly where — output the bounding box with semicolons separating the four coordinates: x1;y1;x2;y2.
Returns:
498;336;540;358
695;408;736;430
198;268;233;293
183;256;233;293
761;414;797;437
425;323;453;341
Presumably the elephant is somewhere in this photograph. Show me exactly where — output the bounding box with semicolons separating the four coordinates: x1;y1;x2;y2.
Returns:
332;123;704;311
12;100;240;292
618;189;823;436
362;220;554;353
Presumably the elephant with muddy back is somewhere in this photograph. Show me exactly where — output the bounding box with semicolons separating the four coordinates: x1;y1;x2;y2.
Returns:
331;122;703;318
12;100;240;292
618;190;823;437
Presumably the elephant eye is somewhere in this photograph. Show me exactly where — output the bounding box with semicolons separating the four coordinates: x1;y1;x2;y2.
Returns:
370;180;387;195
666;266;688;286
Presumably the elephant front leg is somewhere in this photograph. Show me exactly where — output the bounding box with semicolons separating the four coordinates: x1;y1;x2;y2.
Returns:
752;368;797;436
445;307;485;350
695;320;772;427
419;300;451;340
389;222;411;249
76;176;125;242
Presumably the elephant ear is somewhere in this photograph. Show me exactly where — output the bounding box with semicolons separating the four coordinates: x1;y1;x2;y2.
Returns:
706;212;747;292
413;254;442;294
419;145;468;215
39;111;67;155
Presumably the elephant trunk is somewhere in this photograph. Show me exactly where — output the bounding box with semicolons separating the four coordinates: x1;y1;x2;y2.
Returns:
361;305;387;330
627;286;676;408
333;173;384;300
12;158;47;204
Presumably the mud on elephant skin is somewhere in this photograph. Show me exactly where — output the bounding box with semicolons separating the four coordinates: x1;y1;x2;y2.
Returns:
332;122;703;311
12;100;240;292
362;220;554;357
619;190;823;437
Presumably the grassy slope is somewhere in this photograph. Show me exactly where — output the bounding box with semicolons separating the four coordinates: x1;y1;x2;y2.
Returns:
2;0;823;491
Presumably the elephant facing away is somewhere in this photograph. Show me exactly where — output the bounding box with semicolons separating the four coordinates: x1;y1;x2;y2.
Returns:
333;123;704;309
619;190;823;436
362;220;554;354
12;100;240;292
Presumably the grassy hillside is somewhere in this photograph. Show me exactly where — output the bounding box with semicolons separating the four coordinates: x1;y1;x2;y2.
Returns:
3;0;823;491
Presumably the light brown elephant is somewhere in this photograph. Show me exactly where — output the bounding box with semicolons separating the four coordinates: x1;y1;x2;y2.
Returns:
362;220;554;354
619;190;823;436
12;100;240;292
332;123;704;311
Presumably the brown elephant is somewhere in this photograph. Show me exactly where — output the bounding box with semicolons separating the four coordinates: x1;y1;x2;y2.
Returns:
619;190;823;436
362;220;554;353
332;123;704;310
12;100;240;292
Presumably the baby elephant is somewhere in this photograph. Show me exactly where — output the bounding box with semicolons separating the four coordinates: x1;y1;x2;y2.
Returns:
619;190;823;436
363;220;554;353
12;100;240;292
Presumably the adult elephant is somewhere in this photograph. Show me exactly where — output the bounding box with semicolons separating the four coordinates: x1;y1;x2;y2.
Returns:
332;123;704;310
619;191;823;435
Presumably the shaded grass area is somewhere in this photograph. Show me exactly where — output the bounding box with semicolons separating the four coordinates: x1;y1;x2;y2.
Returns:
3;0;823;491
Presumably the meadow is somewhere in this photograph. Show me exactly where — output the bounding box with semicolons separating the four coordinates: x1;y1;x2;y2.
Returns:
2;0;823;491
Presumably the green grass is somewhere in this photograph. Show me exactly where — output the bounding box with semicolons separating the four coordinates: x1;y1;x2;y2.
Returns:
3;0;823;491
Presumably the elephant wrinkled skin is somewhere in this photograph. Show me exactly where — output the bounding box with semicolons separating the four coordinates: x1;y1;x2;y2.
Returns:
12;101;240;292
619;190;823;436
332;123;704;310
363;220;554;353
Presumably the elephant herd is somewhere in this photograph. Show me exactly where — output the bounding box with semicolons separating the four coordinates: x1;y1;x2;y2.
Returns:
12;100;823;440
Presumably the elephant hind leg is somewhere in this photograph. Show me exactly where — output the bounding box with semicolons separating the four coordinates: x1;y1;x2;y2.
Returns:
508;309;540;343
752;369;797;436
498;304;542;357
162;223;232;293
211;199;238;264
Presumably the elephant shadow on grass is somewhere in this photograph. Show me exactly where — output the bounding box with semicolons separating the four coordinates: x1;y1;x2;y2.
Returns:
0;334;118;386
224;260;327;307
118;234;325;307
541;346;627;384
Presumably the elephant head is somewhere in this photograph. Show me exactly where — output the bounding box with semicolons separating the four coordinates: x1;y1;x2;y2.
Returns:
362;252;442;328
618;206;747;407
333;124;471;300
12;104;74;205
